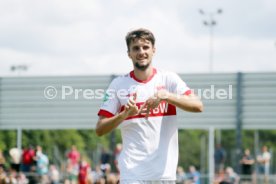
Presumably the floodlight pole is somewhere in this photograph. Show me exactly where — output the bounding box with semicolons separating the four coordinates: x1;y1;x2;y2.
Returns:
17;127;22;150
199;10;222;183
199;9;222;73
208;127;215;184
10;64;29;150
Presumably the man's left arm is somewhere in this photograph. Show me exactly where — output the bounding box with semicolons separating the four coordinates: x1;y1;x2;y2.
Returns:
159;90;203;113
166;93;203;112
141;73;203;114
142;90;203;115
165;72;203;113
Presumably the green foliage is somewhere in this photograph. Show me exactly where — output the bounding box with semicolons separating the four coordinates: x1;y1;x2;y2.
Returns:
258;130;276;149
241;130;255;150
1;129;276;173
178;130;207;170
0;130;17;150
0;129;104;164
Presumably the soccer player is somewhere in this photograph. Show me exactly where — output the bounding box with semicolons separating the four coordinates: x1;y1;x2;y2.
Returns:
96;28;203;184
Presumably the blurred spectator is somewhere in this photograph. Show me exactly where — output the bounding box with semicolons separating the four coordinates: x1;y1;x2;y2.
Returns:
100;147;111;181
224;167;239;184
67;145;80;167
240;148;254;183
214;144;226;174
9;147;22;172
49;164;60;184
0;150;6;170
65;145;80;184
91;165;105;184
176;166;187;184
28;165;40;184
21;145;35;172
100;147;111;166
113;143;122;173
104;163;118;184
214;169;225;184
218;181;231;184
17;172;29;184
65;161;79;184
36;146;49;184
187;165;200;184
0;166;7;183
257;145;271;183
5;169;17;184
78;158;90;184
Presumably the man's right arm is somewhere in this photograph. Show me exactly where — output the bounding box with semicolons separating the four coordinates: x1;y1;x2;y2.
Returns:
96;96;139;136
96;112;127;136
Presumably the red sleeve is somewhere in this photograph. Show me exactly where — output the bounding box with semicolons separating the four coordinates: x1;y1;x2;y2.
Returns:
98;109;115;118
184;89;192;96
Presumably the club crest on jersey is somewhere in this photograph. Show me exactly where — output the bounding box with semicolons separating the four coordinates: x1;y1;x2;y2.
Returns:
103;93;109;102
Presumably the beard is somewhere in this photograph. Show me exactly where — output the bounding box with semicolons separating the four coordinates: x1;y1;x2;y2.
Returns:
134;62;150;71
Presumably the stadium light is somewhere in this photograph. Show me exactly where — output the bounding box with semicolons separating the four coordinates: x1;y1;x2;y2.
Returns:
10;64;29;75
199;8;223;73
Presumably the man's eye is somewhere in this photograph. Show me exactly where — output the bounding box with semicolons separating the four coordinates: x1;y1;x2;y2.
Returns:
143;46;149;50
133;47;139;51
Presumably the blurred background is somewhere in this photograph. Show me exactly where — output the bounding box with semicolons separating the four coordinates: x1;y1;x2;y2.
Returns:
1;0;276;184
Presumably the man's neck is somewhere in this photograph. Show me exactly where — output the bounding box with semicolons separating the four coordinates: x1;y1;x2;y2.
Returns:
133;66;154;81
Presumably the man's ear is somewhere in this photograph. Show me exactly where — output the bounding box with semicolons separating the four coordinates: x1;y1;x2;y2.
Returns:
127;51;131;58
153;47;156;54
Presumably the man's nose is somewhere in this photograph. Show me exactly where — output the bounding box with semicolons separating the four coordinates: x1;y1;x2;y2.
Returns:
137;47;145;54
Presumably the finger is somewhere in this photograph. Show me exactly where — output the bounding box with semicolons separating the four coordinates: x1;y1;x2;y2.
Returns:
146;98;160;109
128;98;135;105
128;92;137;103
134;106;139;113
138;102;147;114
127;100;139;111
139;108;148;114
145;101;155;110
146;98;155;107
125;105;130;110
145;106;150;119
133;92;137;101
151;101;159;109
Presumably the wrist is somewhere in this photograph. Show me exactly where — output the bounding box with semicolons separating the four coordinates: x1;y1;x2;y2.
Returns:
118;110;128;120
157;89;170;101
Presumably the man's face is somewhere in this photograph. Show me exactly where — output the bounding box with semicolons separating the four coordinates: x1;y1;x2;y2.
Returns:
128;38;155;71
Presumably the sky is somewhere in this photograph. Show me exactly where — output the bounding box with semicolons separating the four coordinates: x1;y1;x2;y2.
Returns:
0;0;276;76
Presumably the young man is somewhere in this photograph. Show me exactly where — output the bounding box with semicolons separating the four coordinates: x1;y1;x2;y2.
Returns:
257;145;271;183
96;28;203;183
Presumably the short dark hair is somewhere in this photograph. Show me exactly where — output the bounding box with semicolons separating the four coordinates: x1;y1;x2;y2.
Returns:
125;28;155;51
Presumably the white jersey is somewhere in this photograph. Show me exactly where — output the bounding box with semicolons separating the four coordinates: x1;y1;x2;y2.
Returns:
98;68;191;181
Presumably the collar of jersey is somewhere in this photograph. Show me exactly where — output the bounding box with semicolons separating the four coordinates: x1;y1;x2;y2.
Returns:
130;68;157;83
